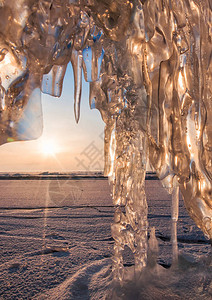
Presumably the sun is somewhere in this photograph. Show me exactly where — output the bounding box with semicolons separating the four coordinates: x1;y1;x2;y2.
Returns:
40;140;59;156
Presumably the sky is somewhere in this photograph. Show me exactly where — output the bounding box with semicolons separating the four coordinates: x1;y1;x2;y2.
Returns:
0;63;105;172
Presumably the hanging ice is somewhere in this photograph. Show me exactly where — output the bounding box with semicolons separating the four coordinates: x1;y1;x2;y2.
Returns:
0;0;211;281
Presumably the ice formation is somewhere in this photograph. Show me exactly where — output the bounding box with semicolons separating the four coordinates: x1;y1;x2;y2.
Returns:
0;0;211;280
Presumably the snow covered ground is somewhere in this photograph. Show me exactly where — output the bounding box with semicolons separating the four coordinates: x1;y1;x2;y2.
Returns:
0;179;211;299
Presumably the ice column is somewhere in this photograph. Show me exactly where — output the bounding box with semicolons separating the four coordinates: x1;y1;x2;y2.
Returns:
171;177;179;264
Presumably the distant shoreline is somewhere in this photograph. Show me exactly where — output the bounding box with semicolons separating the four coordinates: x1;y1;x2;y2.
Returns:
0;172;158;180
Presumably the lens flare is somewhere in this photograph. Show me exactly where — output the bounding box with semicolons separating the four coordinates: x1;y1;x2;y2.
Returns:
40;140;58;156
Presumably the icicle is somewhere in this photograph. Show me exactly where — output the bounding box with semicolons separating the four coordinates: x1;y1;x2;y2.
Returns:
97;48;104;79
82;46;104;82
171;176;179;265
71;49;82;123
82;46;92;82
89;82;96;109
148;227;159;268
41;65;67;97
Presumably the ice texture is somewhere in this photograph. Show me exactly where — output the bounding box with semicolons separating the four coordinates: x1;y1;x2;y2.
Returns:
0;0;211;281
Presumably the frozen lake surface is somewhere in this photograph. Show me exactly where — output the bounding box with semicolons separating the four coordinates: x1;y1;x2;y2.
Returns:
0;179;211;299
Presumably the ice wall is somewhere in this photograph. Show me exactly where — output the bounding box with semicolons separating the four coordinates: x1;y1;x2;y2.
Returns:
0;0;211;280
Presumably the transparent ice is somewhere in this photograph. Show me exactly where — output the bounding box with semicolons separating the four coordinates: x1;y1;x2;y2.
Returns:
0;0;211;284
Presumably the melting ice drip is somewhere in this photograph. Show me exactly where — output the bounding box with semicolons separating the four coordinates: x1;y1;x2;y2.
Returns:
0;0;211;281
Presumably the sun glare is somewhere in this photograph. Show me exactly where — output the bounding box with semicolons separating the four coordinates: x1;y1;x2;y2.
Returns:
40;140;58;156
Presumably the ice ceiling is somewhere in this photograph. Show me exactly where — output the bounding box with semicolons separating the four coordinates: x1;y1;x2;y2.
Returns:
0;0;211;280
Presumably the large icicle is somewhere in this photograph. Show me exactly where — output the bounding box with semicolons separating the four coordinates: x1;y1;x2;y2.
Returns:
71;49;82;123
